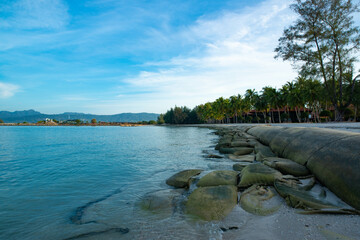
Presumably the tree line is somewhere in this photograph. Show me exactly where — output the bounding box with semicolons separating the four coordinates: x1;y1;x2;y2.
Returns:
159;0;360;124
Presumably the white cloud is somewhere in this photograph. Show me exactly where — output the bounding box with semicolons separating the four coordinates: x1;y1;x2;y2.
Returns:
0;82;19;98
0;0;69;29
122;0;297;112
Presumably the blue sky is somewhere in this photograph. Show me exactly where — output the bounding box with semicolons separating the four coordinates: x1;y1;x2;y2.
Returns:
0;0;359;114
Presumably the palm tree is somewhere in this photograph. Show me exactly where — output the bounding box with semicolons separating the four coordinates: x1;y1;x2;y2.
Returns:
229;94;242;123
245;89;260;123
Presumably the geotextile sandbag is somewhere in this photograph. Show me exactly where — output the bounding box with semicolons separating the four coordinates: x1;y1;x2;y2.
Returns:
247;126;360;210
238;163;282;187
281;128;357;165
197;170;238;187
219;147;253;155
186;185;238;221
268;127;306;158
240;185;282;216
247;126;284;145
263;157;310;177
166;169;203;188
254;143;276;161
306;135;360;210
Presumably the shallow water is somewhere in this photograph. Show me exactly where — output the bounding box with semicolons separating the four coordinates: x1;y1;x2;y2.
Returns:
0;126;224;240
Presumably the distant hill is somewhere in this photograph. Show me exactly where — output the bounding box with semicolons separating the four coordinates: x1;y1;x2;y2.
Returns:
0;110;159;123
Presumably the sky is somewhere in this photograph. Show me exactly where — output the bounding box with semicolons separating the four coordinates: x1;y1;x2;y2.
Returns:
0;0;359;114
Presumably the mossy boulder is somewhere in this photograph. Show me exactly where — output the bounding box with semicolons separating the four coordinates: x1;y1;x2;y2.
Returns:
263;157;310;177
197;170;238;187
238;163;282;188
185;185;238;221
166;169;203;188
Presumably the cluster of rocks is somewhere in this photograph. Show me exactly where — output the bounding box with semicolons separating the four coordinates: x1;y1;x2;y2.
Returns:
138;126;360;221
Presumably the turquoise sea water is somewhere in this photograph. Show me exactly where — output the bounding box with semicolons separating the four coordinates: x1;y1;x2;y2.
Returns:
0;126;227;240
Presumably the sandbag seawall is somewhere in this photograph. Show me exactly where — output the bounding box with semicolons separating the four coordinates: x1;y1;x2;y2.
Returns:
246;126;360;210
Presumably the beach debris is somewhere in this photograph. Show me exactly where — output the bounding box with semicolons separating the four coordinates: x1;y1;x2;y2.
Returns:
166;169;203;188
240;185;282;216
263;157;310;177
197;170;238;187
238;163;282;188
186;185;238;221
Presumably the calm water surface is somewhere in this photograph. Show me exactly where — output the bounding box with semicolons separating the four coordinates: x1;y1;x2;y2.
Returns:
0;126;228;240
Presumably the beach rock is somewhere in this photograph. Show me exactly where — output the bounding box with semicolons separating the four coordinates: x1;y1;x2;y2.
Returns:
240;185;282;216
238;163;282;188
166;169;203;188
263;157;310;177
228;154;255;162
138;189;183;216
186;185;238;221
197;170;238;187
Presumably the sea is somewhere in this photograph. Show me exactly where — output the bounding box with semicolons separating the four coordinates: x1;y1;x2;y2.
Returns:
0;126;232;240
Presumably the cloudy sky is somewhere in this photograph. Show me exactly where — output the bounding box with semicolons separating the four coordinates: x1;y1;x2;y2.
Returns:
0;0;358;114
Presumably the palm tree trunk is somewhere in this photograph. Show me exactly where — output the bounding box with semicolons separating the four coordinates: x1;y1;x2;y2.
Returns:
295;107;301;123
262;112;266;123
277;108;281;123
255;111;259;123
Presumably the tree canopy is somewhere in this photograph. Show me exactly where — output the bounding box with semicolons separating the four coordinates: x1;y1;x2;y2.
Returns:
275;0;360;121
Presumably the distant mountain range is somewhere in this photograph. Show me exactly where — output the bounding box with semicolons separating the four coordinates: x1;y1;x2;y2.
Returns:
0;110;159;123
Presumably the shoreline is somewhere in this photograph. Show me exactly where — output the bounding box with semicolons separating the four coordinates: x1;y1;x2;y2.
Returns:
163;124;360;239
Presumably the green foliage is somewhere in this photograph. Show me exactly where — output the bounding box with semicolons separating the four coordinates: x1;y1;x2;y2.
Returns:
275;0;360;121
148;120;156;125
157;114;165;124
91;118;97;124
0;119;3;123
280;113;289;122
163;106;201;124
320;110;331;117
